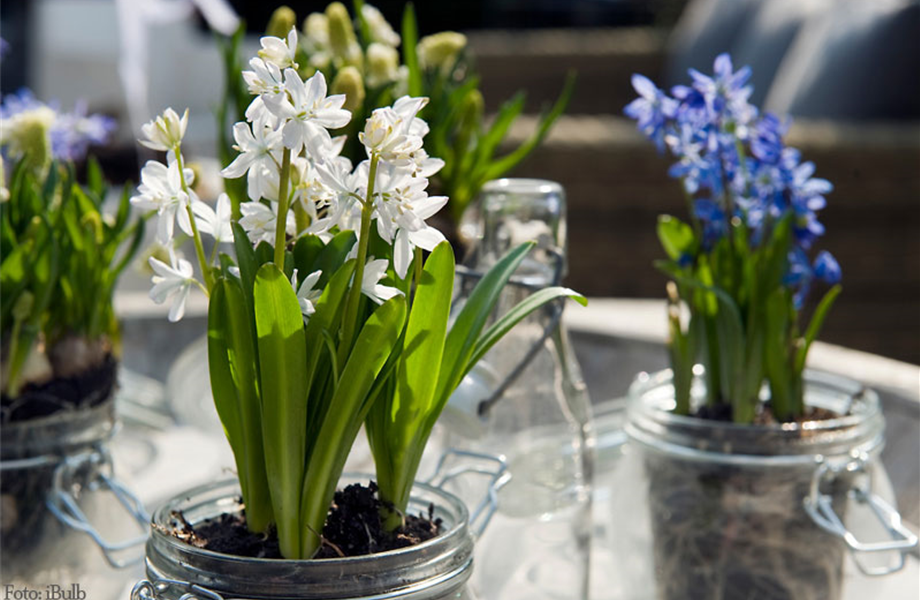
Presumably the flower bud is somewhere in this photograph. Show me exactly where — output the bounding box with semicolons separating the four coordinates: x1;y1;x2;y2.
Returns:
140;107;188;152
417;32;467;73
332;66;366;114
362;4;400;47
326;2;361;67
454;88;483;153
366;42;399;87
266;6;297;39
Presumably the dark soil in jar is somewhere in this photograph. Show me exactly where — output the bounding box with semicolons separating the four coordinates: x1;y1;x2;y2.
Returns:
168;481;442;559
693;402;841;425
1;352;117;424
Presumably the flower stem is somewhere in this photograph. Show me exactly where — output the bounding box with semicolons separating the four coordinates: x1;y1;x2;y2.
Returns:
175;149;213;292
339;154;379;354
274;147;293;266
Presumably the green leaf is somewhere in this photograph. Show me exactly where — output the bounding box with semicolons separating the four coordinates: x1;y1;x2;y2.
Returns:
433;242;534;416
86;156;105;198
480;71;576;182
310;230;357;288
401;3;422;97
292;235;325;282
368;242;455;510
208;277;272;532
795;284;841;375
300;294;407;558
657;215;696;262
467;287;587;373
254;263;308;559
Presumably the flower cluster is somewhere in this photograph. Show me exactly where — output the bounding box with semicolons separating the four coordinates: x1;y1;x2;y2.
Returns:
134;27;448;321
625;54;840;307
0;89;115;165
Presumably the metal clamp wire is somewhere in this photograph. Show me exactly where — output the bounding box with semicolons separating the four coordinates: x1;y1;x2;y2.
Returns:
132;578;225;600
45;445;150;568
0;453;59;471
803;450;919;576
427;448;511;537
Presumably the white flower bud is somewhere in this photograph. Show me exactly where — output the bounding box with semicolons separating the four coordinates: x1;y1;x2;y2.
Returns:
366;43;399;87
140;107;189;152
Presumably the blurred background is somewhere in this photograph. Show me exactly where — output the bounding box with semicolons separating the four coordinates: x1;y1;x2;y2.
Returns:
1;0;918;364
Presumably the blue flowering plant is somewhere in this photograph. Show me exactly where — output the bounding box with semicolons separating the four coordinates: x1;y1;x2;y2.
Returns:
625;54;842;424
0;90;142;400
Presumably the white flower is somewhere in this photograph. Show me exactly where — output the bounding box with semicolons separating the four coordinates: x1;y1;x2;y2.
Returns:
130;152;195;243
361;258;402;305
139;108;188;152
359;96;428;164
264;69;351;153
148;250;196;322
257;29;298;69
238;201;295;246
220;117;283;200
290;268;323;319
370;161;447;278
193;193;234;245
242;57;285;99
362;5;400;47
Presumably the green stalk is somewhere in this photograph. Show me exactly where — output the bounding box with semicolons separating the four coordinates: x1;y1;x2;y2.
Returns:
293;200;310;236
339;154;379;355
175;149;214;291
273;148;293;266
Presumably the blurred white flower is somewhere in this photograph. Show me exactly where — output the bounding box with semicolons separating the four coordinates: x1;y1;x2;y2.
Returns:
221;117;283;200
257;29;298;70
148;250;196;322
290;268;323;319
238;200;295;246
139;108;188;152
193;193;234;245
264;70;351;153
131;151;195;243
362;5;400;47
366;43;400;88
361;258;402;304
302;13;332;70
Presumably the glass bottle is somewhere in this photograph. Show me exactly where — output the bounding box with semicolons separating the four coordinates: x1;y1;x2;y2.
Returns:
439;178;594;600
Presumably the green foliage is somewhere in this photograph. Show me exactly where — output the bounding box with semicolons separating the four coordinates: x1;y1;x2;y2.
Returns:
0;158;143;396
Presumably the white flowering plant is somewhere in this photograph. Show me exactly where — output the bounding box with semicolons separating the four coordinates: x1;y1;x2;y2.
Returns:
133;29;584;559
216;2;574;227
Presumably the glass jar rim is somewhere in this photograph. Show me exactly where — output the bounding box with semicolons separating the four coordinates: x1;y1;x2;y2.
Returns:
145;475;475;599
626;368;885;464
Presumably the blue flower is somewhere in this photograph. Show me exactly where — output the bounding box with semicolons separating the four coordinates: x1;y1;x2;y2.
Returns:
624;74;678;152
688;53;756;132
813;251;841;284
751;113;788;164
784;247;814;308
693;198;728;248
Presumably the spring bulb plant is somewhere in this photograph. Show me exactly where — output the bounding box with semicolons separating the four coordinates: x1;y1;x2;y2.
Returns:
625;54;842;424
216;2;573;224
1;91;140;398
134;27;584;559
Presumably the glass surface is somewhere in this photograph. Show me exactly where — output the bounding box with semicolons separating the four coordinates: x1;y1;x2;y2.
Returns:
439;178;594;600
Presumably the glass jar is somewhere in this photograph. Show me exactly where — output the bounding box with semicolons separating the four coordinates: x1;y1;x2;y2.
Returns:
612;368;916;600
132;477;476;600
1;393;146;597
439;178;594;600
